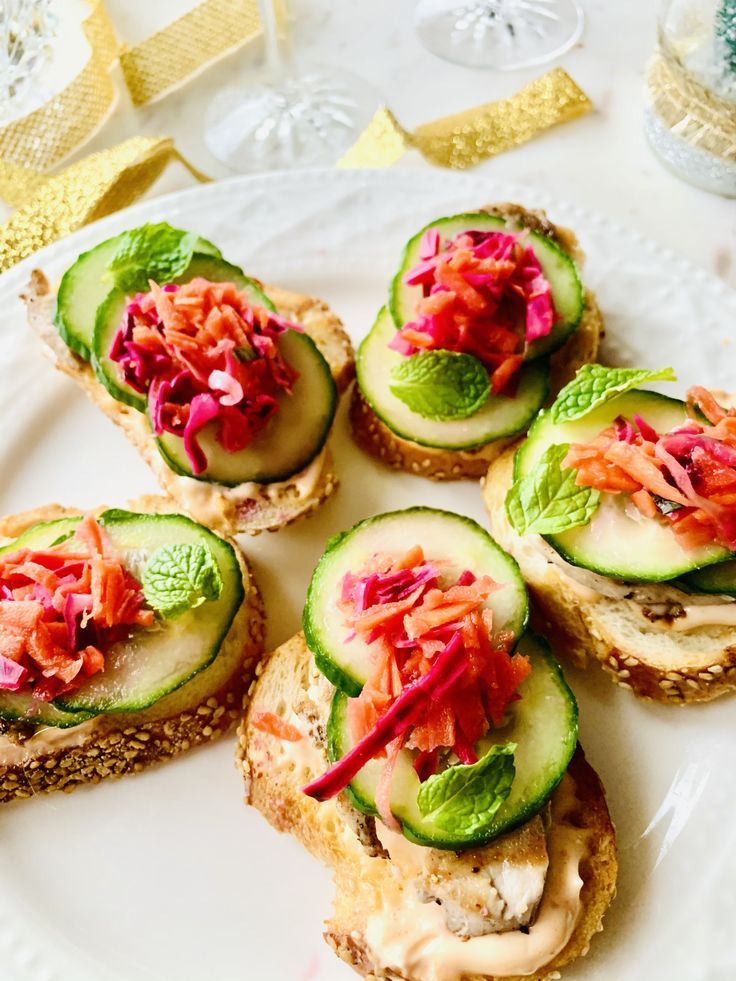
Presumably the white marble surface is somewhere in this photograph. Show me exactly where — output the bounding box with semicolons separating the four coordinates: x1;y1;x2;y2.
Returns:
12;0;734;288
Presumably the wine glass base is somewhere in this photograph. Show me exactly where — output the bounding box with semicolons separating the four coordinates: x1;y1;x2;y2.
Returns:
414;0;584;70
204;65;379;173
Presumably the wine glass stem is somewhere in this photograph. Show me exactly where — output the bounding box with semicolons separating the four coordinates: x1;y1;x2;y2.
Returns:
257;0;286;73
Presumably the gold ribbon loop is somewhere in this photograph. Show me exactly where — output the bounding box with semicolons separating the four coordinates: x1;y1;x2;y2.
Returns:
0;0;119;171
339;68;592;170
337;108;413;169
119;0;264;108
0;137;209;274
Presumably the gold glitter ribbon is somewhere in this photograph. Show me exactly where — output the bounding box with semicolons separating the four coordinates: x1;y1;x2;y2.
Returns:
0;67;590;273
0;137;209;274
338;68;592;169
0;0;119;170
120;0;287;107
647;50;736;163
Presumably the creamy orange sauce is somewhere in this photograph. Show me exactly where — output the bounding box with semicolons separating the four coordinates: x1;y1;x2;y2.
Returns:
168;448;327;526
365;775;588;980
0;716;101;766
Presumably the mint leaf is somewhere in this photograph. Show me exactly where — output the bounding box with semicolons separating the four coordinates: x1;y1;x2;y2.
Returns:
506;443;600;535
417;743;516;836
390;351;490;421
108;223;221;294
552;365;676;423
142;543;223;618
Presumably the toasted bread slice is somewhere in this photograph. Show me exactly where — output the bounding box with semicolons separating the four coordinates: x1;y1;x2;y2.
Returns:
483;448;736;704
0;498;265;803
24;272;355;537
238;632;617;981
350;203;603;481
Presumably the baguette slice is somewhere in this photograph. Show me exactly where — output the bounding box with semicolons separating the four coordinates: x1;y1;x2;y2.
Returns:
351;203;603;480
24;271;355;537
238;632;617;981
0;497;265;803
484;447;736;704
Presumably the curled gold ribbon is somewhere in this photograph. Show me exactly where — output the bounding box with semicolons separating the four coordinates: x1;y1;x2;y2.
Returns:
119;0;288;107
0;0;119;170
647;51;736;163
120;0;259;107
0;68;591;273
0;137;209;274
338;68;592;170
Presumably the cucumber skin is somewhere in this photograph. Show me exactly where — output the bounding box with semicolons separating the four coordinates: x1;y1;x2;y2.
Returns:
91;288;147;412
0;695;95;728
681;559;736;597
305;518;363;696
0;516;81;555
0;510;245;726
54;233;224;361
153;331;337;487
57;508;245;714
389;212;583;362
54;239;118;361
303;507;529;697
327;631;578;850
357;308;551;452
402;635;578;850
55;293;90;360
50;509;244;715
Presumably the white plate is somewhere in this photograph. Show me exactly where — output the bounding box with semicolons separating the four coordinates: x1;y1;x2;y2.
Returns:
0;169;734;981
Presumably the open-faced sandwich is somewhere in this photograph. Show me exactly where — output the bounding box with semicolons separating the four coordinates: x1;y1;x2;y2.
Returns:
0;500;263;802
25;223;354;536
240;508;616;980
351;204;603;480
485;365;736;704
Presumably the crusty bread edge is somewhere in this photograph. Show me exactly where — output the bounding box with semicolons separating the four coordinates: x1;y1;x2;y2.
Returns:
483;447;736;704
0;499;266;802
238;631;617;981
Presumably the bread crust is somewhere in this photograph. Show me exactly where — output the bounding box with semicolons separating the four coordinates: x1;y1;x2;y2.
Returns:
238;632;617;981
0;500;266;803
350;205;603;481
483;448;736;704
24;271;355;536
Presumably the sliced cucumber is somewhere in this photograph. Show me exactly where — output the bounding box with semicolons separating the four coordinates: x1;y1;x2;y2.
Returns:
304;508;528;697
91;255;274;412
55;237;121;359
682;559;736;596
389;212;583;361
328;632;578;849
154;329;336;485
358;307;549;450
515;390;731;581
54;232;222;361
0;692;94;729
53;509;245;714
0;516;81;555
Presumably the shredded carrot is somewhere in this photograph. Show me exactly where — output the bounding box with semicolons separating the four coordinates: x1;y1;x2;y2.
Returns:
564;390;736;552
0;516;151;700
340;549;529;763
251;711;302;742
631;488;658;518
